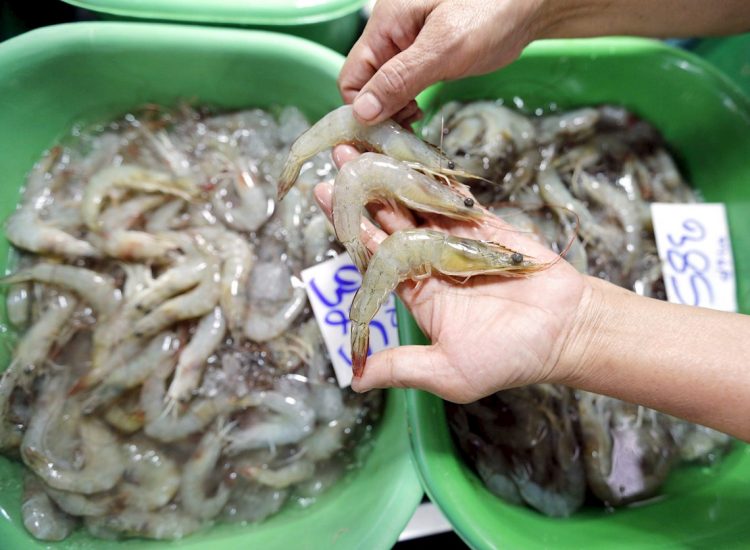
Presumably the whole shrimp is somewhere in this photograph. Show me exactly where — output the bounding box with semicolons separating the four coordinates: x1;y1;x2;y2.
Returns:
349;229;547;377
332;153;483;272
277;105;461;200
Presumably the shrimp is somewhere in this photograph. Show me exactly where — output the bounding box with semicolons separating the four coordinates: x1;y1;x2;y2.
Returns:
221;480;288;524
21;474;77;541
194;226;255;337
0;365;24;450
99;194;168;230
1;263;121;317
90;230;181;263
82;165;199;230
8;292;78;389
349;229;546;376
226;390;316;454
132;251;221;339
332;153;483;272
145;198;187;232
180;421;233;519
211;157;274;232
103;391;145;434
244;261;307;343
241;459;315;489
119;436;181;511
303;213;335;266
278;105;459;199
165;307;226;407
85;509;202;540
122;263;154;300
22;379;125;494
5;206;100;258
536;107;600;144
81;332;180;413
5;282;31;329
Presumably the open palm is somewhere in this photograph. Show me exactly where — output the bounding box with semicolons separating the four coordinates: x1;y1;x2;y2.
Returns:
314;146;589;403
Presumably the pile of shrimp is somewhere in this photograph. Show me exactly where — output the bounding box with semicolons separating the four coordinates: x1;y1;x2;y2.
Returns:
0;105;382;541
419;100;732;516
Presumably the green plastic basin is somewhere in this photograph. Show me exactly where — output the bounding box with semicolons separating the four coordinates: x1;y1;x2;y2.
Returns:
0;22;422;549
694;34;750;99
399;37;750;549
61;0;366;53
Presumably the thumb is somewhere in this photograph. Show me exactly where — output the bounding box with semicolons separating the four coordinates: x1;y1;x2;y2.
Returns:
352;40;439;125
352;344;466;401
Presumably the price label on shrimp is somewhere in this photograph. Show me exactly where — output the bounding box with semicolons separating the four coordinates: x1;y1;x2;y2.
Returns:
651;203;737;312
301;253;399;387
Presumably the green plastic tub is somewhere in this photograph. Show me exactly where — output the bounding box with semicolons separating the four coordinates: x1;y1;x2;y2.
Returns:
694;33;750;98
399;37;750;549
0;22;422;549
62;0;366;53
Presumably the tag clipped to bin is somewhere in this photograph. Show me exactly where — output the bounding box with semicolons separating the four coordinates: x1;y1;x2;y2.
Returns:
301;253;399;387
651;203;737;312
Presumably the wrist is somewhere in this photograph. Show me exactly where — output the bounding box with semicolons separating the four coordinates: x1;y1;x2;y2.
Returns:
533;0;618;40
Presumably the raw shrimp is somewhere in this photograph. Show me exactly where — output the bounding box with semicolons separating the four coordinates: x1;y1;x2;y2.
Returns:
85;509;202;540
1;263;121;317
22;474;77;541
103;391;145;434
180;421;233;519
536;107;600;144
119;436;181;511
242;459;315;489
165;307;226;406
226;389;316;454
5;206;100;258
132;251;221;339
90;230;180;263
221;481;288;524
8;292;78;388
278;105;459;199
22;379;125;494
194;226;254;338
82;165;199;230
244;261;307;343
332;153;483;272
82;332;180;413
5;282;31;329
211;157;274;232
99;194;168;230
349;229;546;376
145;198;187;232
122;263;154;300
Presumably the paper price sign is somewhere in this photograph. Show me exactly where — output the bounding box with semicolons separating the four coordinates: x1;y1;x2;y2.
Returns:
651;203;736;312
301;253;399;387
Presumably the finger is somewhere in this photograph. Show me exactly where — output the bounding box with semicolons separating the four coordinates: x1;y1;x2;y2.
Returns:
352;37;441;124
313;183;387;251
402;108;424;127
366;201;417;233
332;144;361;169
352;344;474;402
392;100;420;127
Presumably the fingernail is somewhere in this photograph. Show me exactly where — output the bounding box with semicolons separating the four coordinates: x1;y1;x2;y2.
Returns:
353;92;382;121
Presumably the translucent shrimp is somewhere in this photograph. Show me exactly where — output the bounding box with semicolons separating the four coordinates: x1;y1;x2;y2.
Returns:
21;474;77;541
90;230;181;263
99;194;168;230
85;509;202;541
103;391;145;434
5;206;100;258
22;380;125;494
211;157;274;232
8;292;78;389
5;282;31;329
241;459;315;489
165;307;226;407
81;332;180;413
278;105;459;199
194;227;255;338
332;153;483;272
82;165;199;230
349;229;546;376
119;437;181;511
226;390;316;454
1;263;121;317
132;252;221;339
145;198;187;232
180;421;233;519
536;107;600;144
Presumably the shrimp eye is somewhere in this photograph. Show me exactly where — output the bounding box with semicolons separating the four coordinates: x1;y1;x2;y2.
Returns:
511;252;524;265
447;160;455;170
463;197;475;208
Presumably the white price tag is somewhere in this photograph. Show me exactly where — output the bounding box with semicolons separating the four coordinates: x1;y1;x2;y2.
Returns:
301;253;399;387
651;203;736;312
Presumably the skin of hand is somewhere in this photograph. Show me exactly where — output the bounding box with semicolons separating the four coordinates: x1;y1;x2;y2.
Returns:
315;145;590;404
341;0;750;125
317;147;750;441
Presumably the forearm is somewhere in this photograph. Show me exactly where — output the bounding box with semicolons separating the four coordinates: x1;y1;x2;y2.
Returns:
538;0;750;39
562;277;750;440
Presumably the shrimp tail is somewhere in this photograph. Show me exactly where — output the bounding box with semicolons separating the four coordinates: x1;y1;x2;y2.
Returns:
350;321;369;378
346;241;371;274
277;156;299;201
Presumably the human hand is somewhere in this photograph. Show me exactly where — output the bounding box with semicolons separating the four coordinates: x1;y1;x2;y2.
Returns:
340;0;546;126
315;146;592;403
